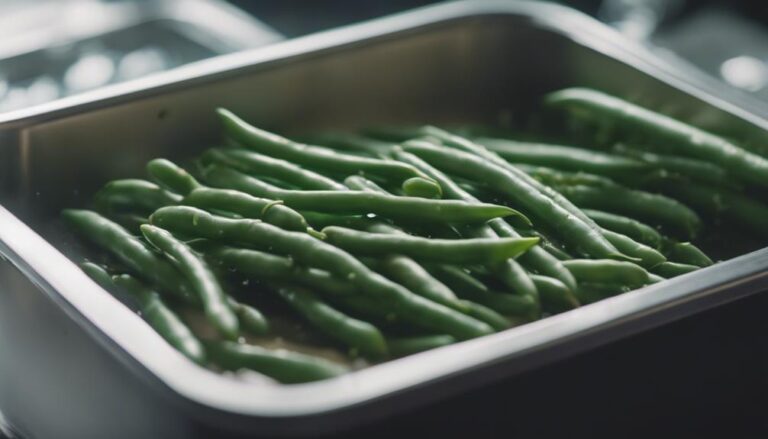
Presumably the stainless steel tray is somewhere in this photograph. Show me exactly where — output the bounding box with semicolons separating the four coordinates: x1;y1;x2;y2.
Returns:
1;1;768;437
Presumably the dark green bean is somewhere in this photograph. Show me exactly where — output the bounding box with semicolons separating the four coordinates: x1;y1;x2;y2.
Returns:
303;132;393;157
650;261;700;278
666;242;713;267
425;265;538;318
140;224;239;340
94;179;181;214
201;148;347;191
414;128;622;255
183;187;309;232
459;300;510;331
150;206;494;339
80;262;116;290
646;180;768;239
218;108;432;184
205;340;347;383
387;335;456;357
612;144;730;186
583;209;662;248
275;286;388;359
400;140;630;260
322;225;539;265
227;299;270;336
200;164;524;224
602;229;666;268
112;274;207;364
546;87;768;188
393;149;578;292
367;255;464;310
62;209;197;303
147;159;203;196
563;259;649;287
531;275;580;313
554;184;701;239
476;137;648;178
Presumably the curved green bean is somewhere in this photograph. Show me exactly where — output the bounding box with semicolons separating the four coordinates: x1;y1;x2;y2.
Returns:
94;179;181;214
140;224;239;340
402;176;443;199
387;335;456;357
393;149;578;292
202;148;347;191
183;187;309;232
666;242;713;267
583;209;662;249
147;159;203;196
276;286;388;359
400;140;629;260
205;340;348;383
150;206;494;339
546;87;768;188
602;229;667;268
555;184;701;239
531;275;580;313
112;274;207;364
218;108;432;184
476;137;647;178
650;261;700;278
563;259;649;287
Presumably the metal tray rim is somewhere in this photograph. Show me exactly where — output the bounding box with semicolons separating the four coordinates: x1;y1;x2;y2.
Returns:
2;0;768;419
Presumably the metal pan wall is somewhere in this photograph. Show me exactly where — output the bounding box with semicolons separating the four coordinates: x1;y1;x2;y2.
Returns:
1;1;768;437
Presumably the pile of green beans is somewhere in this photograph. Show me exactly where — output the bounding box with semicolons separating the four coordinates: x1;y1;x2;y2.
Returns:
65;88;762;383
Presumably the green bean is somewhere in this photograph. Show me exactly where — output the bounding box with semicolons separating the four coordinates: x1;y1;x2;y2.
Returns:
666;242;714;267
205;340;347;383
343;175;390;194
646;180;768;239
306;132;394;157
227;299;270;336
415;128;622;255
150;206;494;339
367;255;464;310
201;148;347;191
393;149;578;292
112;274;207;364
531;275;580;313
400;140;629;260
204;245;409;325
648;273;665;284
80;262;116;290
602;229;666;268
387;335;456;357
517;165;617;188
402;177;443;198
563;259;649;287
217;108;432;184
476;137;648;178
275;286;388;359
425;265;538;318
140;224;239;340
62;209;197;303
183;187;309;232
575;283;630;304
300;211;372;230
612;144;730;186
583;209;662;248
650;261;700;278
200;164;523;224
554;184;701;239
546;87;768;188
322;226;539;265
147;159;203;196
459;300;510;331
94;179;181;214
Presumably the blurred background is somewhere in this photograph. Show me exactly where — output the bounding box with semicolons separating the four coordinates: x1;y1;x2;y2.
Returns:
1;0;768;114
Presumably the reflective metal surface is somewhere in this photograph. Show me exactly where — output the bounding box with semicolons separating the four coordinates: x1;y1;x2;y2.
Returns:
0;1;767;437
